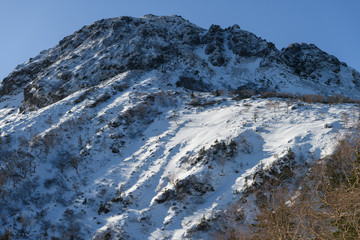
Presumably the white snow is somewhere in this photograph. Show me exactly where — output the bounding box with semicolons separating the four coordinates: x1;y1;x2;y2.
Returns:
1;15;360;239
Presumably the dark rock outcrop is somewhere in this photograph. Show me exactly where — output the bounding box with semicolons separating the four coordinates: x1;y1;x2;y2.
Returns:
281;43;342;77
1;15;359;112
3;15;205;111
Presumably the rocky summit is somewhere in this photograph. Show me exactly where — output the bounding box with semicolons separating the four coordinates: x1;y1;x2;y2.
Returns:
2;14;359;112
1;15;360;239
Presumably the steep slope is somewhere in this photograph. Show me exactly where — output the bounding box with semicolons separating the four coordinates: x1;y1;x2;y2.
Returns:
2;15;359;112
0;15;359;239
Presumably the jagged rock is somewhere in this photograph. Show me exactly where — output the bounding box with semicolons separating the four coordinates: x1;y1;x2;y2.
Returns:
156;189;176;204
175;175;214;197
2;15;205;111
176;76;211;92
281;43;342;79
1;15;359;112
227;26;279;59
202;25;228;66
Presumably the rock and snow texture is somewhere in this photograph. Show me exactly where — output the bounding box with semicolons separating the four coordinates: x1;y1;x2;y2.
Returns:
0;15;360;239
2;15;360;111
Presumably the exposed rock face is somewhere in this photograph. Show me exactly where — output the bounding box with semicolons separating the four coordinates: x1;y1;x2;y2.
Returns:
1;14;359;112
10;15;205;111
226;24;279;60
280;43;354;86
202;24;228;66
282;43;341;76
1;14;360;240
0;56;54;96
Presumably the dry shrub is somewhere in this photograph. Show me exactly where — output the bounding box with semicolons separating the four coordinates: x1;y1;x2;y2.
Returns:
30;134;42;148
149;91;177;107
0;229;12;240
218;128;360;240
112;82;130;92
265;100;280;111
42;131;59;153
214;89;227;96
89;92;111;108
189;98;221;107
253;190;302;239
231;89;256;100
109;91;176;128
0;170;8;199
252;91;359;105
0;151;35;187
73;88;94;104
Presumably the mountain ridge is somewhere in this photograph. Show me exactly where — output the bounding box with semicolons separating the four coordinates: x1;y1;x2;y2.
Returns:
1;15;359;112
0;15;359;239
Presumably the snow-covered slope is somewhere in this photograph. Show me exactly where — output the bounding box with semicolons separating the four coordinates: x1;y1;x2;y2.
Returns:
0;15;360;239
2;15;360;112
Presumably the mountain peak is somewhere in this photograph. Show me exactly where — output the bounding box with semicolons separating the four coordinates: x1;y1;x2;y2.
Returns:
1;15;360;240
1;15;359;112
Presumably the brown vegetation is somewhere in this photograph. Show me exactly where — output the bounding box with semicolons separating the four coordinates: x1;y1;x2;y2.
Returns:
259;92;360;105
232;89;360;105
217;127;360;239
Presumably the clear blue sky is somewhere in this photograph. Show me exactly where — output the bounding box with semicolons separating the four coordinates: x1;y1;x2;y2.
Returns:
1;0;359;81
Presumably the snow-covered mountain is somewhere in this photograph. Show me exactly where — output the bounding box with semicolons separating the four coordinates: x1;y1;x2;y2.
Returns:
1;15;360;239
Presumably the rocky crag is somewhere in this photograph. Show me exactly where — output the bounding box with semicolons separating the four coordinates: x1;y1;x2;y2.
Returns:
0;15;359;239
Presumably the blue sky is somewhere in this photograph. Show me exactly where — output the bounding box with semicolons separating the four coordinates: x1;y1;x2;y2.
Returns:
1;0;359;81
